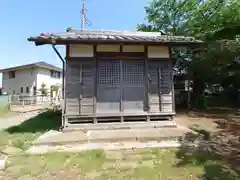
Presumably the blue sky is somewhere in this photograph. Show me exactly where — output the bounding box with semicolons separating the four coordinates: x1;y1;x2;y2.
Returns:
0;0;149;86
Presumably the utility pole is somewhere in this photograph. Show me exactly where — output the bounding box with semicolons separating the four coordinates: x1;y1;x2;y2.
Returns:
81;0;85;30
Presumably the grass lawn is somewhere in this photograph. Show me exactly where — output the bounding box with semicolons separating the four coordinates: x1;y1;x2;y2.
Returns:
0;109;61;151
0;109;239;180
2;148;239;180
0;106;17;118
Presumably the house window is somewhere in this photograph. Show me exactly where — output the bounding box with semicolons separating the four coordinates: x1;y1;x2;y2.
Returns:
20;87;23;93
50;70;61;79
57;72;61;78
33;86;37;96
26;86;29;94
9;71;15;79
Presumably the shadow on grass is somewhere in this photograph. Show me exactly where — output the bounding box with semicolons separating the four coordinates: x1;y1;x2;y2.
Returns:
5;109;61;133
202;163;240;180
175;132;240;180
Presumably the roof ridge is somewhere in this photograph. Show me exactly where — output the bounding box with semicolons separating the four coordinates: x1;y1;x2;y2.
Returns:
28;28;202;46
0;61;61;72
66;28;163;37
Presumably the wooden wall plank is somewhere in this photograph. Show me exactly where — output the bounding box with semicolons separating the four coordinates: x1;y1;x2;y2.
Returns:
65;59;95;116
148;60;173;113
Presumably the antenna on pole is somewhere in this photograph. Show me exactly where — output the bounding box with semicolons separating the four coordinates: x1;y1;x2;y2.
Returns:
81;0;85;30
81;0;92;30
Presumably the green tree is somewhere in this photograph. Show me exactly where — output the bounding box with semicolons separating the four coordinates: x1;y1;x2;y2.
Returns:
38;83;48;96
138;0;240;108
137;0;203;35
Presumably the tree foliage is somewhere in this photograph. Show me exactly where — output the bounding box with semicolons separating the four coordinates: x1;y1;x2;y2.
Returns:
138;0;240;107
137;0;201;35
38;83;48;96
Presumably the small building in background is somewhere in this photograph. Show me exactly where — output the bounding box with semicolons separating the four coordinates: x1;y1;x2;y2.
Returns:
0;61;62;104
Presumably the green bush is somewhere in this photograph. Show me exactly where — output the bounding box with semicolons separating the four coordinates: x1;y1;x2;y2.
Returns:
189;124;211;140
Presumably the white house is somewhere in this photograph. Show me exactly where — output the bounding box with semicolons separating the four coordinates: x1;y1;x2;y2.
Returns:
0;61;62;98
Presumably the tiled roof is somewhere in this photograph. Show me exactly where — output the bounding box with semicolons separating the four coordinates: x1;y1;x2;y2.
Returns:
0;61;61;72
28;28;202;45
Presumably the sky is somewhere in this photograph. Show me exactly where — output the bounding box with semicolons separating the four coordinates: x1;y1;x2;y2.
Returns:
0;0;149;86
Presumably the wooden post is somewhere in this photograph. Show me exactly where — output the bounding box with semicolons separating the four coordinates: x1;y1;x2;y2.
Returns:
93;45;98;124
119;45;123;112
79;63;83;115
93;45;97;117
157;68;162;112
168;47;175;114
144;45;149;112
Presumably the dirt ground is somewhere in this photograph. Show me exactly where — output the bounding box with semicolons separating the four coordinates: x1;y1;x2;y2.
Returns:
175;114;220;132
175;108;238;132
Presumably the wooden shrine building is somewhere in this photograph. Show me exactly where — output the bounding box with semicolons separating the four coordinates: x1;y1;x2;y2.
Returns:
28;28;201;128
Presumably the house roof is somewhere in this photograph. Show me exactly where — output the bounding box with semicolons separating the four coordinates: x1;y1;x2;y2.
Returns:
0;61;61;73
28;28;202;46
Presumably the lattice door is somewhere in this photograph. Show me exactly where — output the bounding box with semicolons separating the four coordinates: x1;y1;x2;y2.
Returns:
97;60;121;113
96;60;145;114
122;60;145;112
98;60;120;87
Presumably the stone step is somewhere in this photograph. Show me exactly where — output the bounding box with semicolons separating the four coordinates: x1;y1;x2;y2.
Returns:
63;121;177;132
33;127;189;146
27;140;182;155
